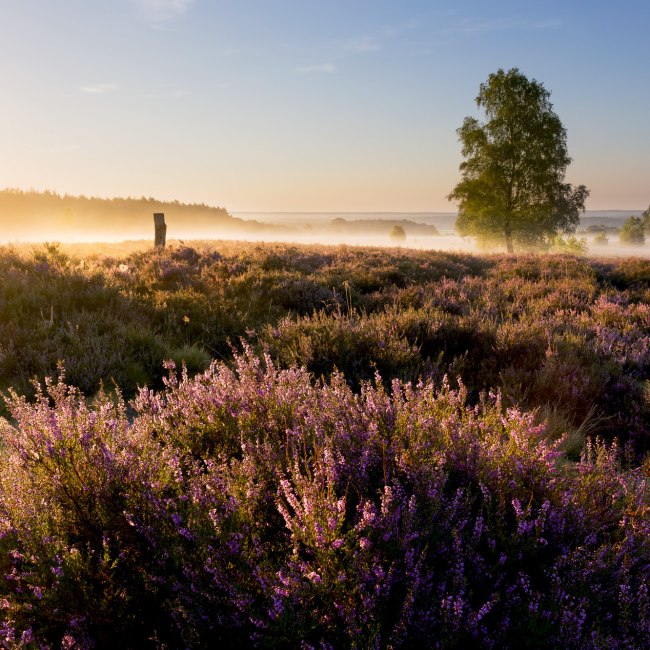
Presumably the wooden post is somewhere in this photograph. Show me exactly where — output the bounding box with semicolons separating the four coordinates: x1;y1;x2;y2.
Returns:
154;213;167;248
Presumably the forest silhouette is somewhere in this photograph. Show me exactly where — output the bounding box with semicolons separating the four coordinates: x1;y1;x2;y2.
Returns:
0;189;263;240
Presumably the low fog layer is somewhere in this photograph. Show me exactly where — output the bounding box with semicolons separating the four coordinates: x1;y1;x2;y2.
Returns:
0;190;646;257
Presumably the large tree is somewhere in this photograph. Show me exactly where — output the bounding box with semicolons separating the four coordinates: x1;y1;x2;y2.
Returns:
449;68;589;253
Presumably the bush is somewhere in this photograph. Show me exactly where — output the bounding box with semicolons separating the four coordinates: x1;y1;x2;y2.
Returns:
0;353;649;647
593;231;609;245
390;224;407;242
619;217;645;245
549;235;588;255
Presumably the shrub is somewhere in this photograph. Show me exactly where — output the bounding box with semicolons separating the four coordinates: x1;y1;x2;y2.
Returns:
593;231;609;246
1;243;650;455
549;235;588;255
0;353;649;647
619;217;646;245
390;224;407;242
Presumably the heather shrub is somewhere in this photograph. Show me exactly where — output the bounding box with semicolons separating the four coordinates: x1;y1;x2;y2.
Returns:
1;353;649;647
1;242;650;455
0;375;181;645
260;308;432;389
488;253;594;282
0;246;156;402
606;258;650;291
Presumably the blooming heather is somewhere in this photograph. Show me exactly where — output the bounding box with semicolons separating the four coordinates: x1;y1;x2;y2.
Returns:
0;350;648;647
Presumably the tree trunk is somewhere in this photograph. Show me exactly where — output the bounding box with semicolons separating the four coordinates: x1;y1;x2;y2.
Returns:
504;223;514;254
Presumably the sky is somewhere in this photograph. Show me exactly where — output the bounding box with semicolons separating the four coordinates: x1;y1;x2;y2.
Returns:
0;0;648;212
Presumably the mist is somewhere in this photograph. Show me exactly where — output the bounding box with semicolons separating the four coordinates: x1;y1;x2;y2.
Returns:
0;189;647;258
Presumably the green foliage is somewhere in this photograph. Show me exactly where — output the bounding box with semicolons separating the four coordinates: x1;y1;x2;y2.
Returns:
170;344;212;374
389;224;407;242
593;231;609;245
549;234;588;255
642;204;650;232
449;68;589;253
620;216;646;245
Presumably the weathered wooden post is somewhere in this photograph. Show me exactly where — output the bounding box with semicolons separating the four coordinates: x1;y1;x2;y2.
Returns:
154;212;167;248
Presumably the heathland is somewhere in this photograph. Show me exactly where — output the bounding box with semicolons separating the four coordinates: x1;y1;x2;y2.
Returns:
0;240;649;647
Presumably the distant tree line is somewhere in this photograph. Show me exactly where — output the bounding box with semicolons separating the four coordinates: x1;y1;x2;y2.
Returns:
0;189;256;240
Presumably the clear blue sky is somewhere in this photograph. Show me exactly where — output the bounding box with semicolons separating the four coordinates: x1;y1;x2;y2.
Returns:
1;0;648;211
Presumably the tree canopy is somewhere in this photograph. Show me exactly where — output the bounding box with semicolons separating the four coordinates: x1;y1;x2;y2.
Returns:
619;216;645;245
449;68;589;253
642;204;650;232
389;224;407;242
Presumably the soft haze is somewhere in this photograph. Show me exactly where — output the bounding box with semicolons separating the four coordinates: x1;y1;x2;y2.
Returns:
1;0;648;212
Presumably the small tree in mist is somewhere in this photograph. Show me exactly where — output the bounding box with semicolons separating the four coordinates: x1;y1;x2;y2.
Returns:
390;224;407;242
593;231;609;246
619;216;646;245
449;68;589;253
